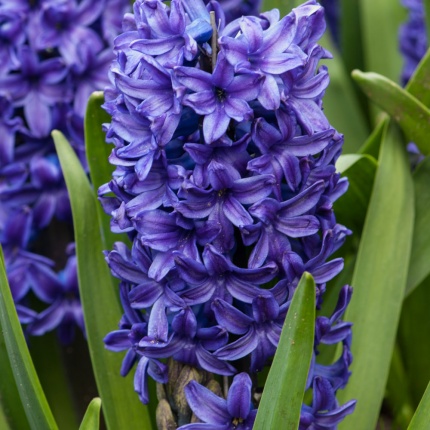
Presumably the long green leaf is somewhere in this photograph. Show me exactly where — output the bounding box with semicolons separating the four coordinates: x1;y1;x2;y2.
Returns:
254;272;315;430
384;344;415;429
0;331;30;430
0;248;58;430
334;153;377;236
338;122;414;430
320;36;369;153
30;334;79;430
398;276;430;407
408;380;430;430
359;0;405;82
424;0;430;44
52;130;153;430
405;156;430;295
79;398;101;430
406;48;430;108
352;70;430;155
85;92;129;251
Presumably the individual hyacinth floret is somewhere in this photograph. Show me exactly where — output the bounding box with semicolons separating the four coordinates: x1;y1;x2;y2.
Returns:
102;0;356;426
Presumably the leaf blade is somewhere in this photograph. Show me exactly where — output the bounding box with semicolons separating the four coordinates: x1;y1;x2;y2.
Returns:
408;380;430;430
338;122;414;429
254;272;315;430
52;130;153;430
352;70;430;155
0;249;58;430
79;398;101;430
84;92;129;251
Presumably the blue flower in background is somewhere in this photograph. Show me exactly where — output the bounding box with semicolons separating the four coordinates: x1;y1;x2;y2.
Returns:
399;0;428;85
0;0;131;343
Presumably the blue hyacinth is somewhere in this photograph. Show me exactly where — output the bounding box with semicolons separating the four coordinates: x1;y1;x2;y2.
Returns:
101;0;355;426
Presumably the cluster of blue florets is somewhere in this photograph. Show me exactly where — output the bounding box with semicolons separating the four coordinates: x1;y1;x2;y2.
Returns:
101;0;355;427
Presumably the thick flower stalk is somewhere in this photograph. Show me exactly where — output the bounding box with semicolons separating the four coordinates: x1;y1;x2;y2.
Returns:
399;0;428;85
0;0;130;343
101;0;356;427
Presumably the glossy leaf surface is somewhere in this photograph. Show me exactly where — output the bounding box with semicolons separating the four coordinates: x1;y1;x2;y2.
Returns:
0;248;58;430
52;130;153;430
254;272;315;430
338;123;414;429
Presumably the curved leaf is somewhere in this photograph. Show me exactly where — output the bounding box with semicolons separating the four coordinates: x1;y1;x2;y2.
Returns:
406;156;430;295
406;48;430;108
408;380;430;430
0;248;58;430
338;122;414;429
79;398;101;430
352;70;430;155
398;276;430;409
52;130;153;430
85;92;129;251
0;332;30;430
254;272;315;430
358;0;405;82
334;153;377;236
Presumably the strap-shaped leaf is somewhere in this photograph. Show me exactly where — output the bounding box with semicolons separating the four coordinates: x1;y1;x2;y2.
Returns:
406;48;430;108
352;70;430;155
0;248;58;430
79;398;101;430
408;380;430;430
335;153;377;236
358;0;404;82
398;276;430;411
85;92;129;251
254;272;315;430
0;332;30;430
338;122;414;429
406;156;430;295
52;130;153;430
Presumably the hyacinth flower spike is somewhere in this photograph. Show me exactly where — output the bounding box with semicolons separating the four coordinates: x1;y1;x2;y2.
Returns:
100;0;355;426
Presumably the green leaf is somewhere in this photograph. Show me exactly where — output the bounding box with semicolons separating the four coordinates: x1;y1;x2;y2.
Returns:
408;380;430;430
254;272;315;430
52;130;153;430
352;70;430;155
0;248;58;430
319;36;370;153
406;48;430;108
405;156;430;295
0;331;30;430
423;1;430;44
84;91;129;251
358;114;389;159
79;398;101;430
30;333;79;430
384;343;415;429
398;276;430;408
338;122;414;430
334;153;377;236
359;0;405;83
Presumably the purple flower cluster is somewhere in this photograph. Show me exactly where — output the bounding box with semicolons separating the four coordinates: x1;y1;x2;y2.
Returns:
399;0;428;85
101;0;355;426
0;0;130;343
